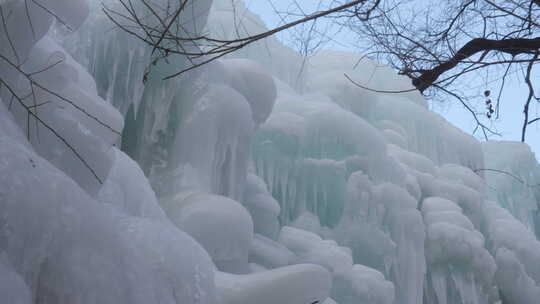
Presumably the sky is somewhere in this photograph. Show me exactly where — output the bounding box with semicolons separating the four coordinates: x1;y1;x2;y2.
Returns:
244;0;540;157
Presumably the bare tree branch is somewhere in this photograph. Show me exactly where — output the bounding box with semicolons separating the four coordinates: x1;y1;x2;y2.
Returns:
411;36;540;92
103;0;380;79
348;0;540;142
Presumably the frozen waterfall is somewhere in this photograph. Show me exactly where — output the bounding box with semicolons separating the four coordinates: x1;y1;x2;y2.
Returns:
1;0;540;303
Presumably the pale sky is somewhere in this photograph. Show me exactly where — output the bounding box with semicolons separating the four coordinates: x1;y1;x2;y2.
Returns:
246;0;540;157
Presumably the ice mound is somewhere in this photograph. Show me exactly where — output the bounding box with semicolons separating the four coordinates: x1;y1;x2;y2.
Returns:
243;174;281;239
215;264;331;304
249;234;295;269
332;264;395;304
279;226;353;274
160;192;254;274
216;59;277;124
290;212;323;235
98;148;166;219
278;225;395;304
0;105;218;304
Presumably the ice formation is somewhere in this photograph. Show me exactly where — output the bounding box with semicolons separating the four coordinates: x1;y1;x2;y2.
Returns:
2;0;540;303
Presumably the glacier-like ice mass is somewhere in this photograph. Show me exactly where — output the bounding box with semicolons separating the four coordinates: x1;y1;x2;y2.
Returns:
1;0;540;303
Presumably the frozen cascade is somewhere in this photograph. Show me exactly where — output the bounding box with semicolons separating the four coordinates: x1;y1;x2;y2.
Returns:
304;51;484;170
203;2;540;303
422;197;497;304
0;0;329;303
482;141;540;234
482;200;540;304
3;0;540;303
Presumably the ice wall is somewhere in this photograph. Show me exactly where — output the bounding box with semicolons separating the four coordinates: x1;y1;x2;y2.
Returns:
305;51;484;170
0;0;330;303
4;0;540;303
482;141;540;234
207;0;308;92
64;1;281;202
202;2;540;304
0;1;224;303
